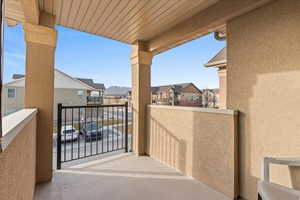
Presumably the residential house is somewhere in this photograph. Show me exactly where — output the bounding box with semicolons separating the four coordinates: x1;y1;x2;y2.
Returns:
205;47;227;108
151;83;202;106
202;88;219;108
76;78;105;104
2;69;97;121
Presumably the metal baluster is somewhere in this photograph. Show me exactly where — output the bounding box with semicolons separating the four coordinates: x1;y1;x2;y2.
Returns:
117;106;119;149
71;108;74;160
125;102;128;152
110;107;113;152
96;106;99;154
57;103;62;169
78;107;80;159
111;107;115;151
84;107;87;156
107;107;109;152
102;107;104;153
122;105;124;148
64;108;67;161
90;107;93;156
130;104;133;152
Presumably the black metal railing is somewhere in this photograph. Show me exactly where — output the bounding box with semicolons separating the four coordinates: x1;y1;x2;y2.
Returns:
56;102;130;169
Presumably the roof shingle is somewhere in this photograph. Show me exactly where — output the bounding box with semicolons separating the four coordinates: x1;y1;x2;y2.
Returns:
12;73;105;90
76;78;105;90
204;47;226;67
12;74;25;79
151;83;201;94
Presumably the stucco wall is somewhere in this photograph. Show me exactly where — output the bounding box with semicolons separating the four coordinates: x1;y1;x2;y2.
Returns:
146;105;238;198
227;1;300;199
0;115;37;200
218;68;227;109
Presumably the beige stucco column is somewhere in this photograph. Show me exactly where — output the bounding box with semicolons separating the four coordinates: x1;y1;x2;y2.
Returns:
131;41;153;155
218;67;227;109
23;13;57;183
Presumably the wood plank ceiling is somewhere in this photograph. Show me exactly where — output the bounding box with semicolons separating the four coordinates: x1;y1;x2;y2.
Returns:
6;0;219;44
4;0;25;26
41;0;219;44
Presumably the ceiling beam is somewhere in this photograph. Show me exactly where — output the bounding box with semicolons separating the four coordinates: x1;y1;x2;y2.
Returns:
20;0;40;24
146;0;274;55
4;0;25;26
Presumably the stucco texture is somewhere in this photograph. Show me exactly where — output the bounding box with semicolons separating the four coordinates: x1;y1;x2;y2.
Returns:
0;115;37;200
227;0;300;199
218;68;227;109
146;106;238;199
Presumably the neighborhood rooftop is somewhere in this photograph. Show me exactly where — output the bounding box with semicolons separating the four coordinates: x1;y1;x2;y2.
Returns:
151;83;202;93
11;71;105;90
12;74;25;79
204;47;227;67
76;78;105;90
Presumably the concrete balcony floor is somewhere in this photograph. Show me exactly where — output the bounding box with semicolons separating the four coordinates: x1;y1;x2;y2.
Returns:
35;153;230;200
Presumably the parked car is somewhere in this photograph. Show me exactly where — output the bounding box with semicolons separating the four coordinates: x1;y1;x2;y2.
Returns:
80;122;103;141
60;125;79;142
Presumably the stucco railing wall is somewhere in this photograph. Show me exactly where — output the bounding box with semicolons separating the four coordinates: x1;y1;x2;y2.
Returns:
0;109;38;200
146;105;238;199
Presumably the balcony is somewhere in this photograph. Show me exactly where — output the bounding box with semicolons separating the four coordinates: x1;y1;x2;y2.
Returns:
3;1;300;200
35;153;230;200
0;105;238;200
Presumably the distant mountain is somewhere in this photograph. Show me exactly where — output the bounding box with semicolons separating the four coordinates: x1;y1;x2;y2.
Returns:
104;86;131;97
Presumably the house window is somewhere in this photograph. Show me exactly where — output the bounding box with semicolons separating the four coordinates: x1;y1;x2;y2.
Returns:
7;88;16;98
6;108;17;115
77;90;84;96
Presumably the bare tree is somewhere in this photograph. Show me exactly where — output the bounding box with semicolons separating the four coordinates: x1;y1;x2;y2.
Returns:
170;86;178;106
202;89;209;108
202;89;217;108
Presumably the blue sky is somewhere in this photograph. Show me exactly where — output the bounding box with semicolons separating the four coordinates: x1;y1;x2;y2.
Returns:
4;25;225;89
